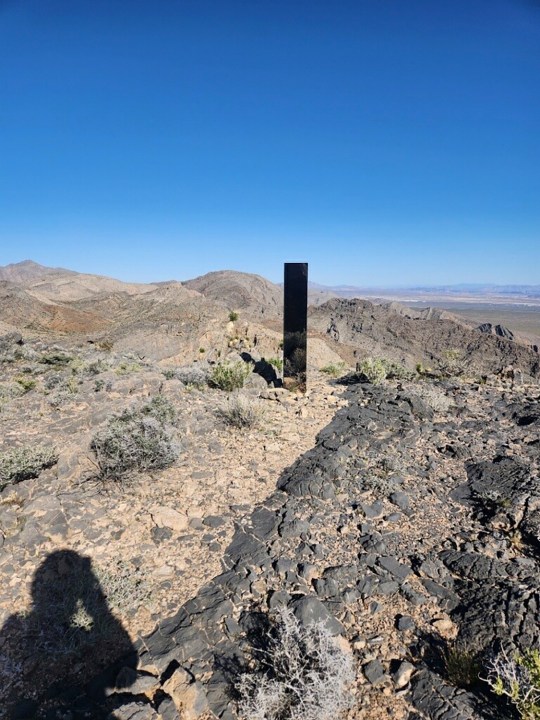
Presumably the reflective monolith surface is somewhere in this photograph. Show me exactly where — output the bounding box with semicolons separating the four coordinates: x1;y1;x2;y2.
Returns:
283;262;308;392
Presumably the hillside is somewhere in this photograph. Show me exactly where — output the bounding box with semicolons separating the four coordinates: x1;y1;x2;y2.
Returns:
184;270;283;318
1;261;538;376
310;297;540;378
0;260;158;302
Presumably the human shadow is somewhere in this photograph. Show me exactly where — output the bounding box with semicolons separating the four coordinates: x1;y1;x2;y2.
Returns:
0;549;137;719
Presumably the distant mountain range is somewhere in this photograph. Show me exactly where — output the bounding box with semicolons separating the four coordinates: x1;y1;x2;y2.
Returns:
1;259;539;375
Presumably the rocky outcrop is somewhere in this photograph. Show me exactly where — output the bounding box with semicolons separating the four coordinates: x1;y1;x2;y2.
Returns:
477;323;515;340
310;298;540;378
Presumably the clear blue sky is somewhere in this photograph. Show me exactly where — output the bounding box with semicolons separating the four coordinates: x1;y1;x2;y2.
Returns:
1;0;539;286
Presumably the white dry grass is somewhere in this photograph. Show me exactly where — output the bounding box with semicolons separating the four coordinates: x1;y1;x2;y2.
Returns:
237;607;355;720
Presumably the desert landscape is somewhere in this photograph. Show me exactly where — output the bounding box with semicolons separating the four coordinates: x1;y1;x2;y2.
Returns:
1;260;540;719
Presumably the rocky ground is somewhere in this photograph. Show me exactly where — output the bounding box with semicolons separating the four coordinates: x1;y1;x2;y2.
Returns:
0;332;349;718
1;327;539;720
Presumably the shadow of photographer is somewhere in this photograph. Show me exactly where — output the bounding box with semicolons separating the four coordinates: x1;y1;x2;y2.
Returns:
0;549;137;719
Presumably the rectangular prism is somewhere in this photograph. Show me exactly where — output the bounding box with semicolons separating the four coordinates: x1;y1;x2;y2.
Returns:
283;262;308;393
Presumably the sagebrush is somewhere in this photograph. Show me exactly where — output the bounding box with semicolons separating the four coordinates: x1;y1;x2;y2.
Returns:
217;393;265;428
237;607;355;720
167;363;209;387
90;397;179;480
0;445;58;490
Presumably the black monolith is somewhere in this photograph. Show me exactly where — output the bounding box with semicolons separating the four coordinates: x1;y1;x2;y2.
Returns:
283;262;308;392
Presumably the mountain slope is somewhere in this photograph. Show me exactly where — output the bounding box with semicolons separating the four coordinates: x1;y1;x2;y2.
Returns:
184;270;282;318
0;260;157;302
310;297;540;377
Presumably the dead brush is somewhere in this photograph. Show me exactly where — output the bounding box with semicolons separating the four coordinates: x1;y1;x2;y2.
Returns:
236;606;355;720
217;392;265;429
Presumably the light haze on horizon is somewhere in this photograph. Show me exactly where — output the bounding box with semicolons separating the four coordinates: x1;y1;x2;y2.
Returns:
1;1;539;287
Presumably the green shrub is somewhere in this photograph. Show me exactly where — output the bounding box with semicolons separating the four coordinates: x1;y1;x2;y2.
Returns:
356;357;413;384
0;445;58;490
486;647;540;719
15;376;36;393
320;362;346;378
267;357;283;372
356;357;388;385
229;310;239;322
217;393;265;428
90;402;179;481
445;645;481;688
208;361;252;392
115;361;141;375
39;352;73;366
140;395;177;425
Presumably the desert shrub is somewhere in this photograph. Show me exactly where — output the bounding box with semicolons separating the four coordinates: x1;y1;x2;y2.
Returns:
356;357;387;385
217;393;265;429
0;445;58;490
445;644;481;688
209;361;252;392
19;554;148;659
356;357;414;384
440;348;465;377
170;363;209;387
229;310;239;322
15;376;36;393
237;607;355;720
86;358;110;375
485;646;540;719
115;361;141;375
320;362;346;378
140;395;177;425
12;345;38;362
39;352;73;366
44;373;64;391
91;402;179;481
46;375;81;407
383;360;415;380
95;559;150;615
412;385;453;413
267;357;283;372
0;382;25;406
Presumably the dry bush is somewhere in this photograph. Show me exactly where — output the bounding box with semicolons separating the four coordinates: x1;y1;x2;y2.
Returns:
217;393;265;429
412;384;453;413
0;445;58;490
237;607;355;720
169;363;209;387
90;399;179;481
